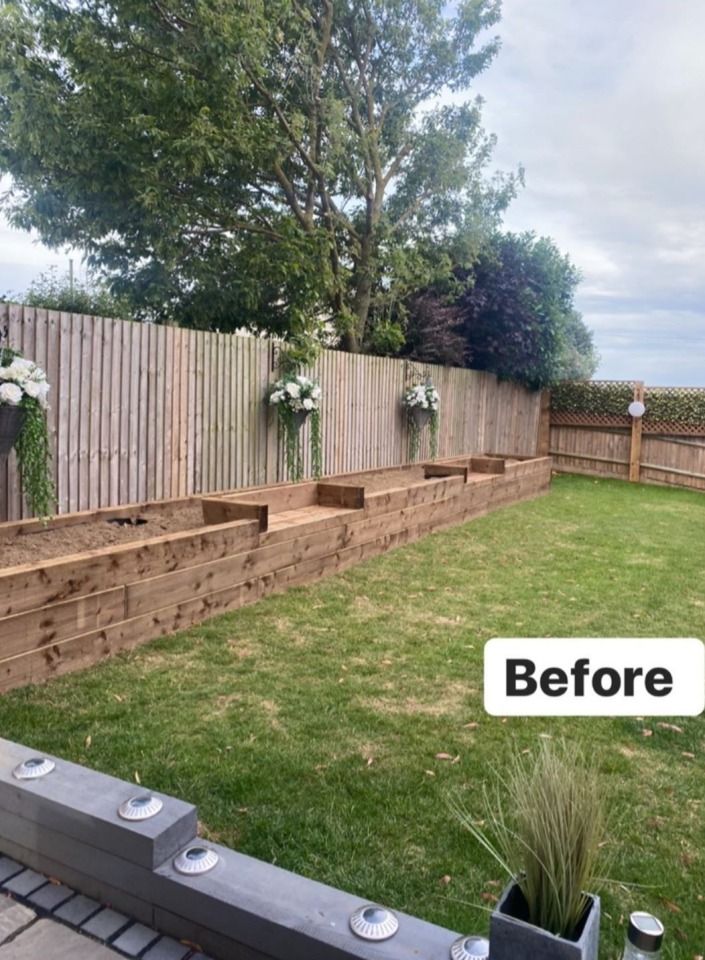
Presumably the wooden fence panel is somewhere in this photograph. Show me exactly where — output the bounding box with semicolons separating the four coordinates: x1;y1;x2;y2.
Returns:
0;304;541;519
550;425;705;492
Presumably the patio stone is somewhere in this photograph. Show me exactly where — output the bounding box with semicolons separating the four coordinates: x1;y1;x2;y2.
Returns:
81;907;130;941
3;870;47;898
54;893;102;926
0;861;22;885
27;882;74;912
142;936;192;960
0;919;123;958
111;923;161;956
0;896;34;945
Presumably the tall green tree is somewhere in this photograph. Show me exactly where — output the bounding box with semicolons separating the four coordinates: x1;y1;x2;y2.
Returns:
0;0;516;347
404;231;598;387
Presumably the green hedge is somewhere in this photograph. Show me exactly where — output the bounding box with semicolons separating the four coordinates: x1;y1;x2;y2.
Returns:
551;381;633;418
551;382;705;426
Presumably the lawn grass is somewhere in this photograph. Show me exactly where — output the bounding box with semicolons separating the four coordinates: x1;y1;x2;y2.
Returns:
0;473;703;959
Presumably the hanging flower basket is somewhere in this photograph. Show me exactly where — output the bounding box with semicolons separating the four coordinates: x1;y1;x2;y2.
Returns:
268;374;323;481
410;406;432;430
0;406;25;457
403;381;440;461
0;348;55;518
291;409;310;433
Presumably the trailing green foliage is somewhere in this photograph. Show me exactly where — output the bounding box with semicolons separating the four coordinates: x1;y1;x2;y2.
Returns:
268;373;322;481
552;381;705;425
403;382;440;461
0;346;55;518
452;740;608;939
16;395;55;518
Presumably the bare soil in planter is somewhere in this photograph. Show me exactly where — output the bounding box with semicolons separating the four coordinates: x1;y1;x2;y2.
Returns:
0;504;209;568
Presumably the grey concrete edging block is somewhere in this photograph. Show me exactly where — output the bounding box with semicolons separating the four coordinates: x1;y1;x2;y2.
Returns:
154;842;461;960
0;738;469;960
0;738;197;869
0;836;154;928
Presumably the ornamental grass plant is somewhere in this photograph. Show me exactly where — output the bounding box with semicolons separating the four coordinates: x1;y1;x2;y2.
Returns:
452;740;608;939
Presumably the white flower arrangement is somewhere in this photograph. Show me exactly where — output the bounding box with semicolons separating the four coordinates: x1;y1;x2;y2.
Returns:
403;382;439;412
0;348;54;518
0;356;50;408
268;373;323;481
403;380;440;460
269;374;322;414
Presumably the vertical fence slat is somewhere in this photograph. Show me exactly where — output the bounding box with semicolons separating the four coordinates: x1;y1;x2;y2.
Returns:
0;305;545;517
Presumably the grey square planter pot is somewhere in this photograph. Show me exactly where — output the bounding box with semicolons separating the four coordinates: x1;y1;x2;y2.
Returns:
489;881;600;960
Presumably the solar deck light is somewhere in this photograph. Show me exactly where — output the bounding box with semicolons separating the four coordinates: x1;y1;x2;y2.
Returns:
628;401;646;418
118;794;164;821
173;845;219;876
450;934;490;960
12;757;55;780
349;904;399;941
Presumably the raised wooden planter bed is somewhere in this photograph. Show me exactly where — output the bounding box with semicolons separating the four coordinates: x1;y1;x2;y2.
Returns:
0;455;552;693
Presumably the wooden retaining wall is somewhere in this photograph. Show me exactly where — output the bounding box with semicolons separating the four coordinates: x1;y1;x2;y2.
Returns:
0;303;543;520
0;457;552;693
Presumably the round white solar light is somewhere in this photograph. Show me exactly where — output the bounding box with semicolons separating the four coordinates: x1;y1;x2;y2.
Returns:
173;845;219;876
450;934;490;960
349;904;399;941
118;794;164;821
12;757;55;780
628;401;646;418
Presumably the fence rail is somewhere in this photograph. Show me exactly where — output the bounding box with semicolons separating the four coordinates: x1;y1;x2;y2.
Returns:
0;303;543;520
549;380;705;493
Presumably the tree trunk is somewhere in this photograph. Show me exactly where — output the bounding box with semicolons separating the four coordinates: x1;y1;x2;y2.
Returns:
343;238;374;353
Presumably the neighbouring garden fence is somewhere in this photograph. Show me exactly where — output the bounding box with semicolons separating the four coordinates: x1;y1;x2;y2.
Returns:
550;380;705;492
0;303;543;520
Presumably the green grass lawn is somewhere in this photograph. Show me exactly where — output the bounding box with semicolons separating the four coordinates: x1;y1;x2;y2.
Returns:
1;474;703;959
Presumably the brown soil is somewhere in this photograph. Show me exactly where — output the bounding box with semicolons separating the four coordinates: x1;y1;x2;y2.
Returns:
0;504;209;569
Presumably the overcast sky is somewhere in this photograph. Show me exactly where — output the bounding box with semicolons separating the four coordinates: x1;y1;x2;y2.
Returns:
472;0;705;385
1;0;703;385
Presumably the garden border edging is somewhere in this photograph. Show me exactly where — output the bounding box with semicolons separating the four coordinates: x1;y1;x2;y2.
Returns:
0;736;465;960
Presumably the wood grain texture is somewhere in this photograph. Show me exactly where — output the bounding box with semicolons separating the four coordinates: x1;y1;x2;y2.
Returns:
0;458;552;692
0;304;542;520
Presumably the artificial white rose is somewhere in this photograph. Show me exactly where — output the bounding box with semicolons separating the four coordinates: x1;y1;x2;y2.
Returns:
23;380;42;400
7;358;33;380
311;386;321;399
286;382;301;398
0;382;23;406
302;398;314;411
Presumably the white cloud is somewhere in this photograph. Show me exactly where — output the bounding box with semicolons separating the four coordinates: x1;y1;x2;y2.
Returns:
472;0;705;384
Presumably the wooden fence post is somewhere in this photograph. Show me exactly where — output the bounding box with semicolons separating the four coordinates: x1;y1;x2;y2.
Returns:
536;389;551;457
629;381;645;483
